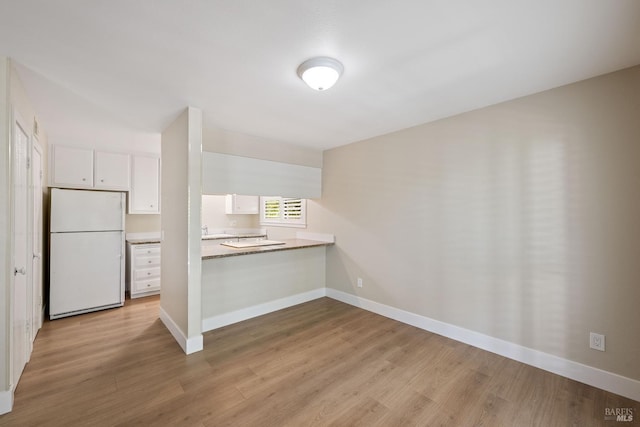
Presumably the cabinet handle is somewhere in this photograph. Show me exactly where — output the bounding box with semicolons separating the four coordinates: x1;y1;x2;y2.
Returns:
82;178;86;181
147;272;151;275
148;260;152;263
101;179;104;182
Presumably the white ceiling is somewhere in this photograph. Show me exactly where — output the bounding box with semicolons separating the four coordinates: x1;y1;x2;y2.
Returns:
1;0;639;151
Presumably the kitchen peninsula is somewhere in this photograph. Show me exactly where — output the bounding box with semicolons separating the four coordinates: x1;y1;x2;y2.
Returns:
200;233;334;332
202;238;332;259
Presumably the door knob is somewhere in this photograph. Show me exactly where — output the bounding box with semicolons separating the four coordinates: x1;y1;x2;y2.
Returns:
14;267;26;276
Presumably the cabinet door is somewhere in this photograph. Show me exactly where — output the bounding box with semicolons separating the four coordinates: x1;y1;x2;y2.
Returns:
129;155;160;214
95;151;130;190
51;146;94;188
225;194;259;214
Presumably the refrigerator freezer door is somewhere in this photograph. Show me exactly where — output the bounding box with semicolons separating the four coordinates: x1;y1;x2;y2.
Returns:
50;188;124;232
50;231;124;318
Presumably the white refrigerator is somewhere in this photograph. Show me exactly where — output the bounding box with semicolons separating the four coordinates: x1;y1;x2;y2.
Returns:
49;188;125;319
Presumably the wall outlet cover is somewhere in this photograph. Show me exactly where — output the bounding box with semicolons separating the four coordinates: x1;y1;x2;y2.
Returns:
590;332;605;352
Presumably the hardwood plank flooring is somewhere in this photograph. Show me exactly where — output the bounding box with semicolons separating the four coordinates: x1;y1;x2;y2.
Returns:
0;296;637;426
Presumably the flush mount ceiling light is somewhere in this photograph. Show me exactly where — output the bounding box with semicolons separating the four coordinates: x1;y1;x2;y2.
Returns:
297;57;344;91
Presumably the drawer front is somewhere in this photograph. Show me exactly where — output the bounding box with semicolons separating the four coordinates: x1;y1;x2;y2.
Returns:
133;278;160;292
135;254;160;268
134;267;160;281
133;244;161;257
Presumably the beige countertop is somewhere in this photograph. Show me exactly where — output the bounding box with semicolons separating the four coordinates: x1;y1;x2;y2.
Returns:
201;238;333;259
201;233;267;240
127;238;161;245
127;233;266;245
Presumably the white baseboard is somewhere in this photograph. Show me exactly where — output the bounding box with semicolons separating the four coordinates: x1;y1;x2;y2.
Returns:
185;334;204;354
326;288;640;403
202;288;327;332
0;389;13;415
159;307;203;355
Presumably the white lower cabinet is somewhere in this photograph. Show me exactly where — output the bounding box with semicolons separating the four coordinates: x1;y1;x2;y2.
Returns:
126;242;161;298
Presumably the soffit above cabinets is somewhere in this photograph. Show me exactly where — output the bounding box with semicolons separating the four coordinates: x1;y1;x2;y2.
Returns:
202;152;321;199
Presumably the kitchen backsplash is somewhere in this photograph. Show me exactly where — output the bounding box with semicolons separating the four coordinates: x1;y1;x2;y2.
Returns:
201;195;260;230
201;194;301;240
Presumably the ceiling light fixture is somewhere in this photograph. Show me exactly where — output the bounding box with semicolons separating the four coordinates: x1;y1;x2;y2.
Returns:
297;57;344;91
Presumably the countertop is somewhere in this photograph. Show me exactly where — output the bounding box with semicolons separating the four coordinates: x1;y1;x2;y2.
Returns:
201;233;267;240
127;233;267;245
127;238;161;245
202;238;333;259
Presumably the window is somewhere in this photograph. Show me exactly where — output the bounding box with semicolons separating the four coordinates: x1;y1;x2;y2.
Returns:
260;197;307;227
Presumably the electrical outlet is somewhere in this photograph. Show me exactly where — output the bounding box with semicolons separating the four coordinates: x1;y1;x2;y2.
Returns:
590;332;605;351
357;277;363;288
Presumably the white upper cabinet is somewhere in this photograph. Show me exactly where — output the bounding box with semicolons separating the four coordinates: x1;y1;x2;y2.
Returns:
51;145;94;188
50;145;130;191
129;154;160;214
225;194;259;214
95;151;130;190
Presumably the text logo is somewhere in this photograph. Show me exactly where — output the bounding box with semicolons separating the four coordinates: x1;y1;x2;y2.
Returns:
604;407;634;422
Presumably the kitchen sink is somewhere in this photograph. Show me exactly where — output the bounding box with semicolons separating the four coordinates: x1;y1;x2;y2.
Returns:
221;240;286;248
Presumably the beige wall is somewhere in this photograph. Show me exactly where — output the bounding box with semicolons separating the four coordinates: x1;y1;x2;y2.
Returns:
312;66;640;381
160;107;202;351
125;214;161;233
160;110;190;334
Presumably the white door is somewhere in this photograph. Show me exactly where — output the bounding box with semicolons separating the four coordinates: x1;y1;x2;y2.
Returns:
31;142;44;343
12;115;30;387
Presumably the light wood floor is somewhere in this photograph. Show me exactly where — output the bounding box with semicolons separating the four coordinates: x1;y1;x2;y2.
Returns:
0;296;637;426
